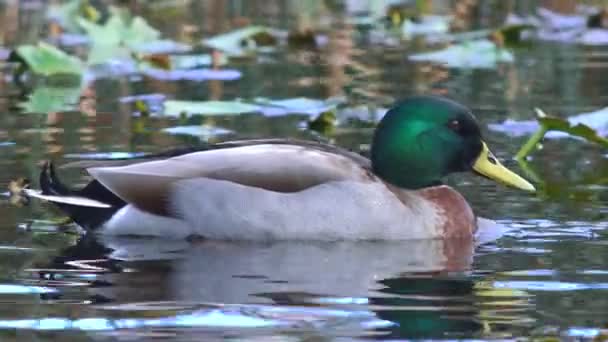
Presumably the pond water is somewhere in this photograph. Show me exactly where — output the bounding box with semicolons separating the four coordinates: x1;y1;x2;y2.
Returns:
0;1;608;340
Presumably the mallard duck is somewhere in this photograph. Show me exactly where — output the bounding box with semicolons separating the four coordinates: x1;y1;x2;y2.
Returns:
36;96;534;240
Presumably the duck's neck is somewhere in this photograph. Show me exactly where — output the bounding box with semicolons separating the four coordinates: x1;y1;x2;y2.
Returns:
386;183;476;238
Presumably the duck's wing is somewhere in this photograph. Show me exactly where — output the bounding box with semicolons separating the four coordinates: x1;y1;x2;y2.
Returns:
60;139;370;169
87;139;375;215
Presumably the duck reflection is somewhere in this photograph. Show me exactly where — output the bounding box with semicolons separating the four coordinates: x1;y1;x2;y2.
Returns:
372;276;481;338
31;227;513;339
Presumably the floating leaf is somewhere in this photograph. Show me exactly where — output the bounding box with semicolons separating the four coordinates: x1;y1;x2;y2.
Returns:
495;24;537;47
0;47;10;61
408;39;514;69
78;9;161;65
14;42;84;76
163;100;261;117
63;152;148;159
141;68;241;81
47;0;99;33
579;28;608;45
78;11;160;47
168;54;228;69
48;33;91;47
489;106;608;138
401;15;450;39
130;39;192;54
119;93;166;104
162;125;233;140
255;97;344;117
203;26;279;57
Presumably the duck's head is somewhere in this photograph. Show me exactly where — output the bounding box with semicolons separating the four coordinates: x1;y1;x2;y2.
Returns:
371;95;535;192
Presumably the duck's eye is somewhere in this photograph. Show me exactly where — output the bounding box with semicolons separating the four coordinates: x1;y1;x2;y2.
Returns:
447;119;461;133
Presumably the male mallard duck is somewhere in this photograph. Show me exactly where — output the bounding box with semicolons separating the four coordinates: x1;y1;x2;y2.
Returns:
37;96;534;240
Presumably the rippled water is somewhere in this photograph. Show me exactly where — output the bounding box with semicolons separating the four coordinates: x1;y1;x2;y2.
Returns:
0;1;607;340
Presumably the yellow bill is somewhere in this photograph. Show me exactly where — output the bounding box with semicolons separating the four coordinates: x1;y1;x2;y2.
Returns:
472;142;535;192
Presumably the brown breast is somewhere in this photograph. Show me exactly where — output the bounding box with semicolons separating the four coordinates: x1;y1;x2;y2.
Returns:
417;185;477;238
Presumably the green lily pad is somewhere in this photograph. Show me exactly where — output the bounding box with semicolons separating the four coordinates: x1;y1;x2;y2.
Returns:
14;42;84;76
203;26;278;56
78;7;160;64
163;100;261;117
19;85;83;114
78;8;159;46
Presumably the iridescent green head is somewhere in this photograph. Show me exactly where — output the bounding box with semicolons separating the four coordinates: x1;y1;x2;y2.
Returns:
370;96;535;191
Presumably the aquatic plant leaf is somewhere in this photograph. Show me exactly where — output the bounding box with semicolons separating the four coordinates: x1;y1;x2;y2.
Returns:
123;16;162;47
496;24;537;46
168;54;228;69
19;85;83;114
538;117;608;147
49;33;91;47
203;26;279;56
78;11;160;47
401;15;450;39
515;108;608;160
579;28;608;46
307;111;337;136
163;100;261;117
254;97;344;117
408;39;514;69
47;0;99;33
78;9;160;64
489;106;608;138
141;68;241;81
15;42;84;76
162;125;233;139
63;152;148;159
130;39;192;55
86;44;131;65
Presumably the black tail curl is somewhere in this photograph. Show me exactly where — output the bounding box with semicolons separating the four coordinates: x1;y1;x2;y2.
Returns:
40;162;125;231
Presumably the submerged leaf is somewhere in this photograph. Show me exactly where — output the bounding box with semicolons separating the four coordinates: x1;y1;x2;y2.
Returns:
163;100;261;117
19;84;84;114
14;42;84;76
